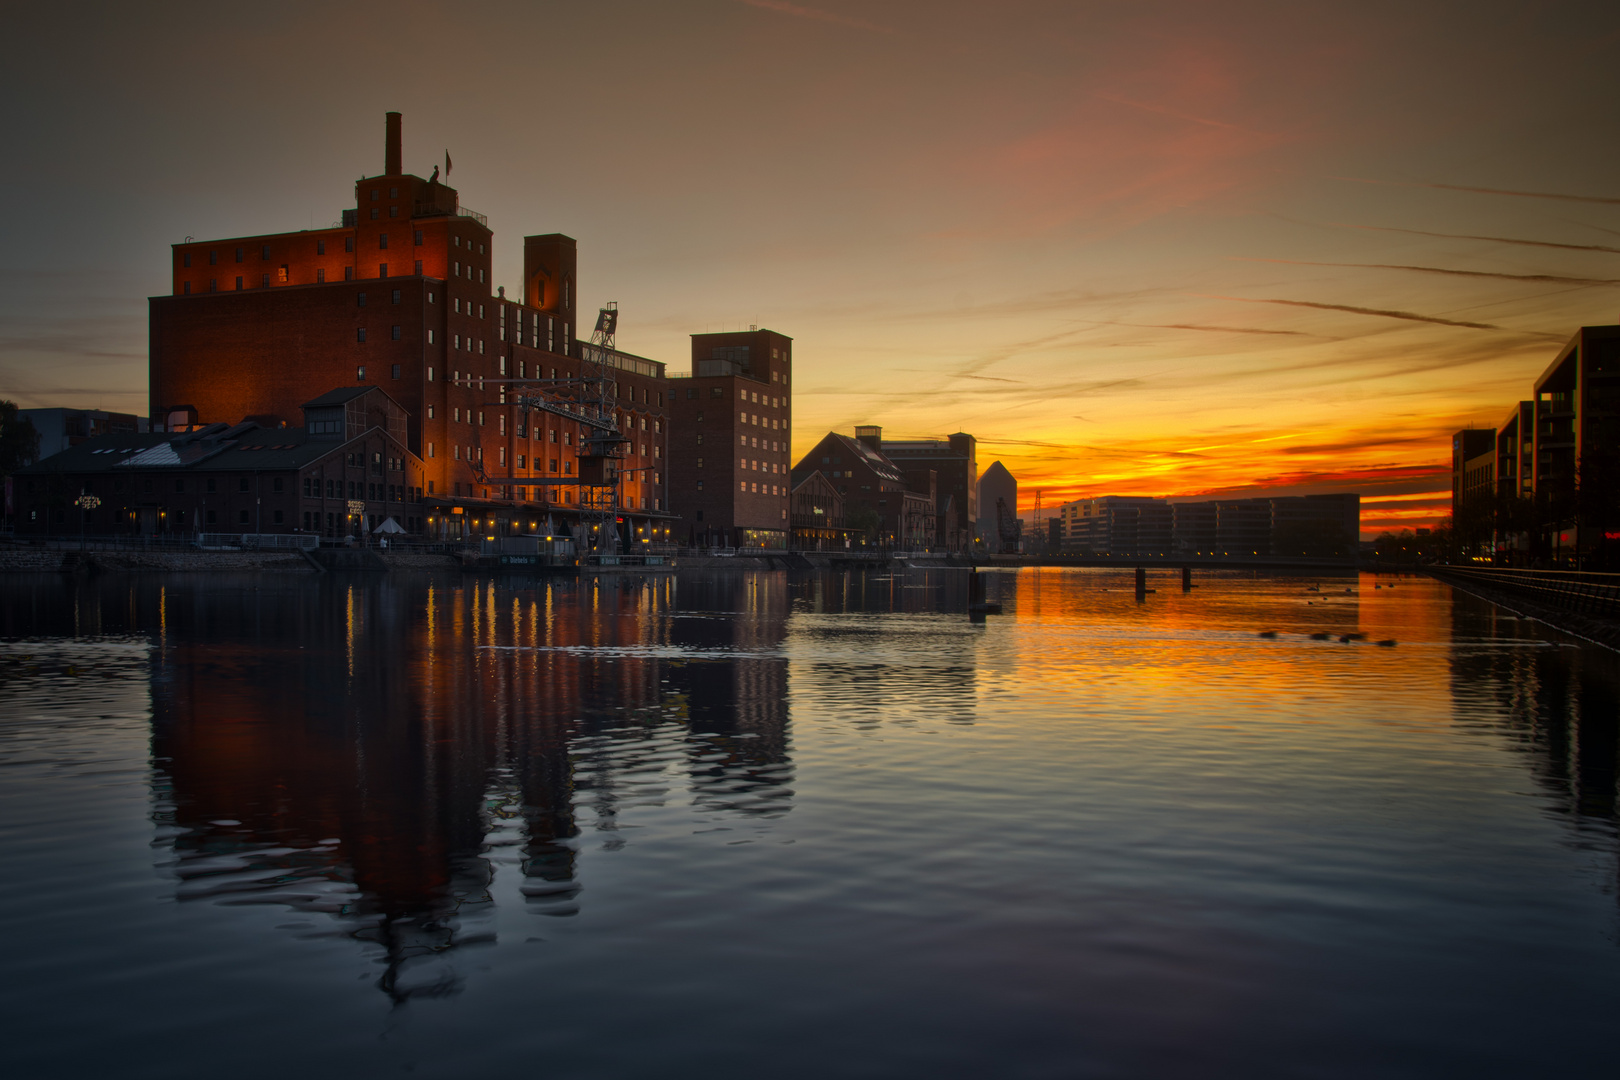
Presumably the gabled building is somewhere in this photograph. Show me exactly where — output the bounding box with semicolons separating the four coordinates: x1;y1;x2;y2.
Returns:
790;471;847;550
14;386;428;540
791;428;932;548
878;432;977;550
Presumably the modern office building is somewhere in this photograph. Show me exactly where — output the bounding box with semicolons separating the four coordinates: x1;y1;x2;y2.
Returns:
878;433;977;549
1058;496;1173;556
666;328;794;549
1451;428;1496;517
148;112;671;541
1053;493;1359;561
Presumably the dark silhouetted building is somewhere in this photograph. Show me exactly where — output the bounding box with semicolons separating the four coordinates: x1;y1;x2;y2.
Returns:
878;432;977;550
667;329;793;549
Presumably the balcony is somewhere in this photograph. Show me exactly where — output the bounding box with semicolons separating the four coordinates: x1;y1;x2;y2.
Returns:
413;201;488;227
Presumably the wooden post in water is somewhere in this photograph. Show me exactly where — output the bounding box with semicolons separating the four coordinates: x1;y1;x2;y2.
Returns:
1136;566;1147;601
1182;566;1192;592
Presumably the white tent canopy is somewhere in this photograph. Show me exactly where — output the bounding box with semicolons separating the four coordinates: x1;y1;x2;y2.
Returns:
375;517;406;534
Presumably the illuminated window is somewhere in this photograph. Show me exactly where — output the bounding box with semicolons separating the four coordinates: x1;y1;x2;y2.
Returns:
696;457;703;469
357;366;366;380
427;330;434;344
427;443;434;458
453;261;460;277
278;266;288;283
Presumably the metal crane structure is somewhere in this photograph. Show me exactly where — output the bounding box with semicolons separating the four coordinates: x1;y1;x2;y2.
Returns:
469;301;631;557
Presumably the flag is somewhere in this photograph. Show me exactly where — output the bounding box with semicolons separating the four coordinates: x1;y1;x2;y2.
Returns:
445;151;452;178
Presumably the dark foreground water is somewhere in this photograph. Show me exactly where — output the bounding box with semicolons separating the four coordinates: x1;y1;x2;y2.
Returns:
1;567;1618;1078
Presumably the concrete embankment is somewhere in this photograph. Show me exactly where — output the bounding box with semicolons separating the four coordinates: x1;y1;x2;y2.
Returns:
1425;567;1620;653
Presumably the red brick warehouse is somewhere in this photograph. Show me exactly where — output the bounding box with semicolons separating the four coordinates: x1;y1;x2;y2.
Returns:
150;112;673;540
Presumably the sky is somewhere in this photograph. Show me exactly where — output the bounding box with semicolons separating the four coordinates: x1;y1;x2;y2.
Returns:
3;0;1620;536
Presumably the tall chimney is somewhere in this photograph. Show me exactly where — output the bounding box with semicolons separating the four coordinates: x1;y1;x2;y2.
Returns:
385;112;402;176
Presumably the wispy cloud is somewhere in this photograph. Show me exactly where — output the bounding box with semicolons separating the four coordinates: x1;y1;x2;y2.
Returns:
1333;176;1620;206
1236;257;1620;287
735;0;897;35
1332;222;1620;256
1215;295;1509;332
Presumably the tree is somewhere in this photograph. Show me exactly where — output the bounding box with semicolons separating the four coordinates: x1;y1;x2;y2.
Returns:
845;504;881;546
0;400;40;478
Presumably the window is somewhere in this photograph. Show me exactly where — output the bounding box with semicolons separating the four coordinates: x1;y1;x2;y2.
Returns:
261;245;270;260
357;366;366;381
207;478;216;493
696;457;703;469
454;298;460;313
209;250;218;265
235;247;244;262
379;263;387;277
316;268;325;283
427;329;434;344
454;407;460;423
236;276;243;290
427;366;434;381
391;364;401;379
391;290;400;304
183;252;191;267
696;433;703;445
371;189;380;201
317;240;325;256
358;292;367;307
391;325;401;340
261;273;270;287
278;265;289;282
428;442;434;458
696;410;704;422
344;267;353;281
414;260;423;274
414;230;423;246
272;477;284;493
357;328;367;342
345;237;354;253
370;208;379;220
174;478;185;493
183;282;191;294
379;234;388;249
239;478;250;492
711;387;724;398
207;510;217;524
389;206;398;218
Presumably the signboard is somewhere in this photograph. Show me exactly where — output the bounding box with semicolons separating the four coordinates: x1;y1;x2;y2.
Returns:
347;500;364;514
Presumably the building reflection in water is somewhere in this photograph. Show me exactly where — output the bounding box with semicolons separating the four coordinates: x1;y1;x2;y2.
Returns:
139;570;794;1001
787;567;980;727
1448;588;1620;873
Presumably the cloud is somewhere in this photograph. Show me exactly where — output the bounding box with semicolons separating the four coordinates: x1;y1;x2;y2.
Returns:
1236;257;1620;287
734;0;897;35
1215;295;1506;331
1333;222;1620;256
1333;176;1620;206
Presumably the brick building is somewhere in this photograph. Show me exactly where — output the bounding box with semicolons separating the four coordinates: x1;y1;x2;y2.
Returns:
791;427;933;549
667;329;794;549
878;432;977;550
14;386;426;539
149;112;670;541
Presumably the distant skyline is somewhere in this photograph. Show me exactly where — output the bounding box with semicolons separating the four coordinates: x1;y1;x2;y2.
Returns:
4;1;1619;536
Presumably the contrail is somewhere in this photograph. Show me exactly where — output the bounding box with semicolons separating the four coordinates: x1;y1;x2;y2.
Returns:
1338;222;1620;256
1219;295;1501;330
1333;176;1620;206
1239;257;1620;286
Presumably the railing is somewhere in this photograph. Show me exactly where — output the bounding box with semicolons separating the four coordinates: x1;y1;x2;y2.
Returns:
198;533;319;551
1428;565;1620;620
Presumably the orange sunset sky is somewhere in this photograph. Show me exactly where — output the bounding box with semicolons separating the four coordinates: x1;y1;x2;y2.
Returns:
4;1;1619;536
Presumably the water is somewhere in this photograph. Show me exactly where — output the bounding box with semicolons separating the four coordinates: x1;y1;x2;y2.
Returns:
1;567;1617;1077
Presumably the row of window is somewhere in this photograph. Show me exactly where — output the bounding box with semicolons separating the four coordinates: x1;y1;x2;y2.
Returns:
300;478;422;502
180;262;425;293
740;482;783;495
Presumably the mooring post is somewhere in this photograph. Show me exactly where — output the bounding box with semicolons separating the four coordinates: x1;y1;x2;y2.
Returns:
1136;566;1147;601
969;568;984;606
1182;565;1192;592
